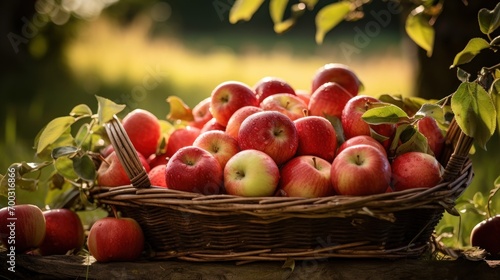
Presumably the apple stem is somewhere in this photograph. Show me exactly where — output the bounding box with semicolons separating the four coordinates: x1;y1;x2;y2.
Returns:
302;109;309;117
285;101;290;109
312;157;318;169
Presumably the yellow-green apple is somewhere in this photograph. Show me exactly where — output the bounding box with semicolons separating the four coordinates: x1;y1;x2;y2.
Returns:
470;215;500;258
391;152;443;191
331;144;391;195
416;116;445;159
189;97;213;129
210;81;259;126
253;76;296;104
293;116;337;162
165;126;201;158
200;118;226;133
260;93;308;121
279;156;333;198
311;63;361;96
308;82;353;119
122;109;161;158
148;164;167;187
341;95;395;145
224;149;280;197
0;204;46;253
336;135;387;157
225;106;263;140
87;217;144;262
193;130;240;169
97;151;150;187
165;146;223;195
38;209;84;255
238;111;299;166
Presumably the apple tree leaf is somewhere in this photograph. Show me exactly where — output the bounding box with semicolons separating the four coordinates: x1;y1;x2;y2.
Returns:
395;126;430;156
315;2;352;44
478;2;500;36
490;79;500;137
451;82;497;150
324;115;345;145
300;0;318;10
414;103;445;123
405;6;434;57
166;96;194;122
491;35;500;47
274;18;297;33
51;146;78;159
72;154;96;182
36;116;76;154
457;67;471;83
54;157;79;181
70;104;93;117
96;95;126;125
450;38;490;68
270;0;288;24
0;162;52;196
229;0;265;24
362;104;410;125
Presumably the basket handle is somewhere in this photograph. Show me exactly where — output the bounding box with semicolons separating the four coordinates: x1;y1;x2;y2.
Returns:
441;119;474;182
104;115;151;188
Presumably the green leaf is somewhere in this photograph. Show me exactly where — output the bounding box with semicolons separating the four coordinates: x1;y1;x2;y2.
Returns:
324;115;345;145
491;35;500;47
270;0;288;24
405;6;434;57
362;104;410;125
274;18;297;33
315;2;352;44
396;126;430;155
300;0;318;10
229;0;265;24
74;123;90;148
96;95;126;125
54;157;79;180
414;103;445;123
70;104;93;117
451;82;497;149
450;38;490;68
0;162;52;196
51;146;78;159
72;154;96;182
36;116;76;154
36;127;75;160
490;79;500;137
478;2;500;35
457;67;471;83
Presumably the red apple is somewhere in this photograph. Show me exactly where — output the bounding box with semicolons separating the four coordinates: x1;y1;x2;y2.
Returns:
279;156;333;198
308;82;353;119
470;215;500;258
260;93;308;121
253;76;296;104
200;118;226;133
38;209;85;255
417;116;445;159
0;204;46;253
122;109;161;158
293;116;338;162
331;144;391;196
311;63;361;96
147;152;168;169
97;151;150;187
165;146;223;195
238;111;299;166
165;126;201;158
336;135;387;157
295;89;311;106
225;106;263;140
210;81;259;126
189;97;213;129
391;152;443;191
193;130;240;169
148;164;167;188
87;217;144;262
224;149;280;197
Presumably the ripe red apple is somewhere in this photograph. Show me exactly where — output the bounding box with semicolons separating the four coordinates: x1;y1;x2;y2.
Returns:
470;215;500;258
200;117;226;133
293;116;338;162
147;152;168;169
165;126;201;158
87;217;144;262
391;152;443;191
193;130;240;169
189;97;213;129
97;151;150;187
38;209;85;255
331;144;391;196
260;93;308;121
238;111;299;166
253;76;296;104
224;149;280;197
311;63;361;96
148;164;167;188
0;204;46;253
225;106;263;140
122;109;162;158
308;82;353;119
279;156;333;198
417;116;445;159
165;146;223;195
210;81;259;126
295;89;311;106
336;135;387;157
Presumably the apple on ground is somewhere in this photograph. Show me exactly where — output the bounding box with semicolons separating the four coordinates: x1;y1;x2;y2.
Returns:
279;156;333;198
193;130;240;170
311;63;362;96
210;81;259;126
391;152;443;191
336;135;387;157
38;209;85;255
165;146;223;195
254;76;296;104
224;149;280;197
238;111;299;166
260;93;308;121
189;97;213;129
417;116;445;159
200;118;226;133
87;217;144;262
294;116;338;162
470;215;500;258
165;126;201;158
122;109;162;158
308;82;353;119
0;204;46;253
97;151;150;187
225;106;263;140
148;164;167;187
331;144;391;196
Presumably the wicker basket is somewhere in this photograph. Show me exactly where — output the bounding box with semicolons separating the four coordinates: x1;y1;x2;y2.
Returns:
90;116;474;262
